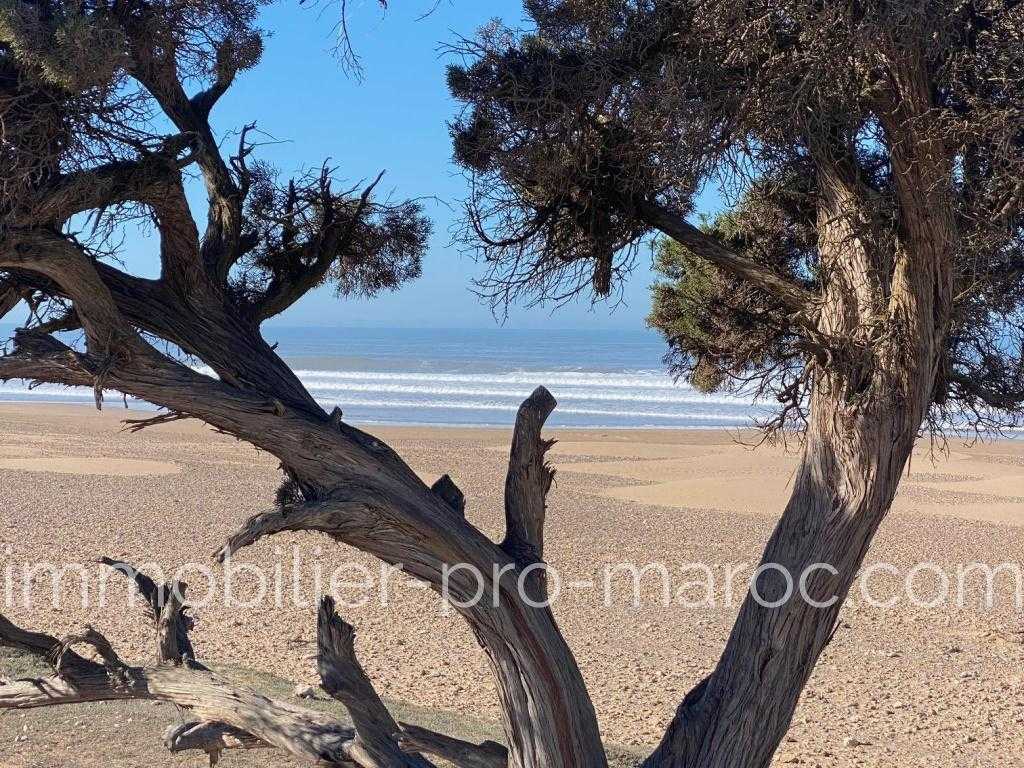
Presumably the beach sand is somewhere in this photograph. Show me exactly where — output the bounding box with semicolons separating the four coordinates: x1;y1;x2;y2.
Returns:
1;403;1022;766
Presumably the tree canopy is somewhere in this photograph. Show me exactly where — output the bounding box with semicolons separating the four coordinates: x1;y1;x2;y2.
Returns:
0;0;427;349
449;0;1024;435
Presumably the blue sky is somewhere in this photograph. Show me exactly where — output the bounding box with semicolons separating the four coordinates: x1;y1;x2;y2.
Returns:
118;1;720;330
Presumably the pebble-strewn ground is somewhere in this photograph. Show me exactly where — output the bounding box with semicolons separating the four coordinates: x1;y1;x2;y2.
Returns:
0;404;1022;767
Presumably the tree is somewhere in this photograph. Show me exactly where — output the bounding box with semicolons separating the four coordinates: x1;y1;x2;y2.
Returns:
1;1;1022;768
445;0;1024;766
0;2;595;767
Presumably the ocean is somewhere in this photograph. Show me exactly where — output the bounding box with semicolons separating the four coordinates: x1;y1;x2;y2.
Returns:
0;326;767;429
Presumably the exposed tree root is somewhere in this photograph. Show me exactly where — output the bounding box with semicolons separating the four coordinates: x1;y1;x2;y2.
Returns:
0;559;507;768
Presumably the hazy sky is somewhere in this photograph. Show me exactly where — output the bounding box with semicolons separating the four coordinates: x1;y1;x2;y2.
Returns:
117;1;721;330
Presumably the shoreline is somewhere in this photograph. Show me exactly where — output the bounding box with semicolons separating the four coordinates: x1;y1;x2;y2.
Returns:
0;398;761;433
1;400;1021;439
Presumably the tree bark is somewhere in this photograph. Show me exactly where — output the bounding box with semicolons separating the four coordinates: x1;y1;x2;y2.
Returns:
644;406;922;768
0;45;957;766
214;389;607;768
0;576;508;768
644;86;955;765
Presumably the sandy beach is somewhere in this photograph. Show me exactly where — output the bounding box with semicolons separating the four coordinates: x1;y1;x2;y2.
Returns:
1;403;1022;766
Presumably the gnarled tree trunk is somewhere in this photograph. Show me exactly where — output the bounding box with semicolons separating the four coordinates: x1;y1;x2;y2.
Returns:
0;8;967;768
644;92;955;767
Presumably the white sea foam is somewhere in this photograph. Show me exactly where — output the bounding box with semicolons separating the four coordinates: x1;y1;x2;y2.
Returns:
0;367;763;427
310;395;754;421
290;368;687;390
296;378;749;406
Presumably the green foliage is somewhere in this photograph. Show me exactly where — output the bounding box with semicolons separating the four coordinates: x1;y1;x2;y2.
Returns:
648;241;726;393
446;13;691;303
450;0;1024;433
0;0;126;91
647;185;815;395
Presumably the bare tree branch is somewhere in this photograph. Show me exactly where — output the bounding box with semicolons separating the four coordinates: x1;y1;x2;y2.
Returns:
0;655;355;762
214;496;380;564
0;604;502;768
0;283;24;321
399;724;512;768
98;558;206;670
318;596;431;768
163;720;270;763
28;137;194;226
0;230;137;350
430;474;466;516
501;386;556;569
396;723;508;768
124;35;245;286
635;199;819;318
